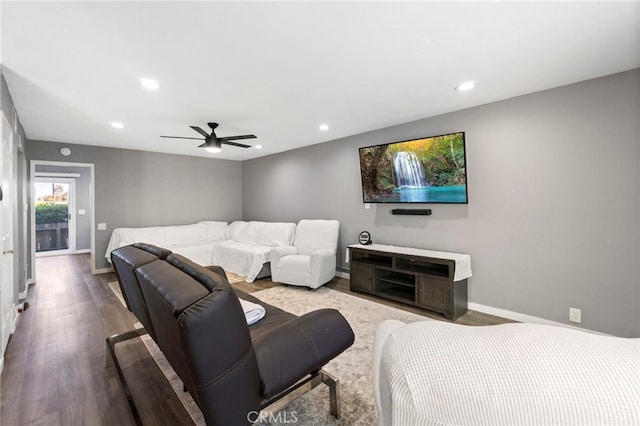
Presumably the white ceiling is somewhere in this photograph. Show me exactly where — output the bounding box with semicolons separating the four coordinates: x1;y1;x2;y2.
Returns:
2;1;639;161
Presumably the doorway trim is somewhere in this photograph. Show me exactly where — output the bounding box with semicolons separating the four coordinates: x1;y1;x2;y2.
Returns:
29;160;96;283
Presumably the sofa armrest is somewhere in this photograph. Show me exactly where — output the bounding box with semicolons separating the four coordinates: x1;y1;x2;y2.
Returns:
269;246;299;282
310;249;337;287
252;308;354;398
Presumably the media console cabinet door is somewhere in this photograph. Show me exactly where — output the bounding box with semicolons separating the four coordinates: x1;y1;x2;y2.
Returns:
350;263;374;292
417;276;450;312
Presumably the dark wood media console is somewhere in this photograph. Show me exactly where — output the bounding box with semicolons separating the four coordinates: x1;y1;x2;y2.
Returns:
348;244;471;320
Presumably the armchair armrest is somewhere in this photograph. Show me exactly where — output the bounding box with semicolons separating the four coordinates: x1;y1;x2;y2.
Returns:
269;246;299;282
252;308;354;398
310;249;337;288
270;246;298;261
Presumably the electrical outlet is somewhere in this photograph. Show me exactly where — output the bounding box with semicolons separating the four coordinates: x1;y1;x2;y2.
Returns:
364;203;371;210
569;307;581;323
97;223;107;231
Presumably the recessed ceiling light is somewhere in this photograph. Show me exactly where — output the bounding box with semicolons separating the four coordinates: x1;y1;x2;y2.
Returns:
205;147;222;154
319;124;329;131
140;78;159;90
110;121;124;129
255;144;263;149
455;81;476;92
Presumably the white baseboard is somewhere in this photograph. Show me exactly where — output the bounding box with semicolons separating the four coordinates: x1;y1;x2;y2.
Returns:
93;267;113;275
75;249;91;254
10;303;20;334
19;279;36;299
335;270;350;279
468;302;603;334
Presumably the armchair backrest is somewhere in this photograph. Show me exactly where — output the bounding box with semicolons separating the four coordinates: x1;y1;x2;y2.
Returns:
293;219;340;255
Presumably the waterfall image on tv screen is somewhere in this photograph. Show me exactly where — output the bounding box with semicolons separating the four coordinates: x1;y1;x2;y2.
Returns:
358;132;468;204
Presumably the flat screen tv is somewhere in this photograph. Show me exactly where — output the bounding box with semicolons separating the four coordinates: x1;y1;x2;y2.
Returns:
359;131;468;204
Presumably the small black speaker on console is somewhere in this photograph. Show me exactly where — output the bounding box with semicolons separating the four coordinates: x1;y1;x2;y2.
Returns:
391;209;432;216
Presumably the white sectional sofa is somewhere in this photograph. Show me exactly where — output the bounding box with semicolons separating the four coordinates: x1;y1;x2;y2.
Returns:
105;220;296;282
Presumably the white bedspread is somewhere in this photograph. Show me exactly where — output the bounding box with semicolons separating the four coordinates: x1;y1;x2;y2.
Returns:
376;321;640;425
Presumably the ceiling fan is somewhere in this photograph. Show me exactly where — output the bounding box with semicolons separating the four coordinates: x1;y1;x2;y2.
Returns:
161;122;256;153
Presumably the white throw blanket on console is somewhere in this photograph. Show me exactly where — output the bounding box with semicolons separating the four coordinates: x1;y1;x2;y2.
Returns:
239;299;266;325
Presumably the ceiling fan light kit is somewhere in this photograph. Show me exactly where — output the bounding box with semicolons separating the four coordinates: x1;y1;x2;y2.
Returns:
161;122;257;152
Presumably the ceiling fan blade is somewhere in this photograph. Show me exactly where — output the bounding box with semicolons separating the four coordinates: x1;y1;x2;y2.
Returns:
190;126;211;138
161;136;205;140
218;134;257;141
222;140;252;148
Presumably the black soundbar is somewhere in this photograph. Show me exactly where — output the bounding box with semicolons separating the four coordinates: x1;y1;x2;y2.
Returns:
391;209;432;216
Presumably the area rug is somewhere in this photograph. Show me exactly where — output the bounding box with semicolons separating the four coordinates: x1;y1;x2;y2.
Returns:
107;282;430;425
225;271;246;284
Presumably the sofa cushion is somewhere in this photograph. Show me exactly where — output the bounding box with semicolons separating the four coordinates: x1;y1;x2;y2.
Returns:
198;221;228;241
171;242;218;266
167;254;229;293
213;240;273;282
164;223;207;246
111;244;165;340
224;221;248;240
234;289;298;340
117;226;166;246
235;221;296;247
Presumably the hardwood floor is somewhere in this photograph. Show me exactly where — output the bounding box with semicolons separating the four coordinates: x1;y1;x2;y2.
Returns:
1;255;193;426
1;254;511;425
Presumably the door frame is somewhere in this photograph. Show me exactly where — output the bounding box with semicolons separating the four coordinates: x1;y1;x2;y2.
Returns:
33;176;77;256
1;111;16;371
29;160;96;283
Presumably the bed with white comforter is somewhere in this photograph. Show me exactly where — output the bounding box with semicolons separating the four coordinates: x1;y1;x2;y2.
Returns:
374;320;640;425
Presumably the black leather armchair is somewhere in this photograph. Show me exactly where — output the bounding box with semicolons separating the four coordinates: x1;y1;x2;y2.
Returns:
107;243;354;425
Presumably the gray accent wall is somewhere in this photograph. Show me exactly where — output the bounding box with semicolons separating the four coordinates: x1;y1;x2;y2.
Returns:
27;141;243;270
243;69;640;337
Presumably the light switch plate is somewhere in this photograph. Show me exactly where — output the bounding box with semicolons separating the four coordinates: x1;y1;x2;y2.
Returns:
97;223;107;231
78;209;86;215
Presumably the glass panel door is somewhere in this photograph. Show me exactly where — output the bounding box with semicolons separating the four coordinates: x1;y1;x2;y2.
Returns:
35;180;72;253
